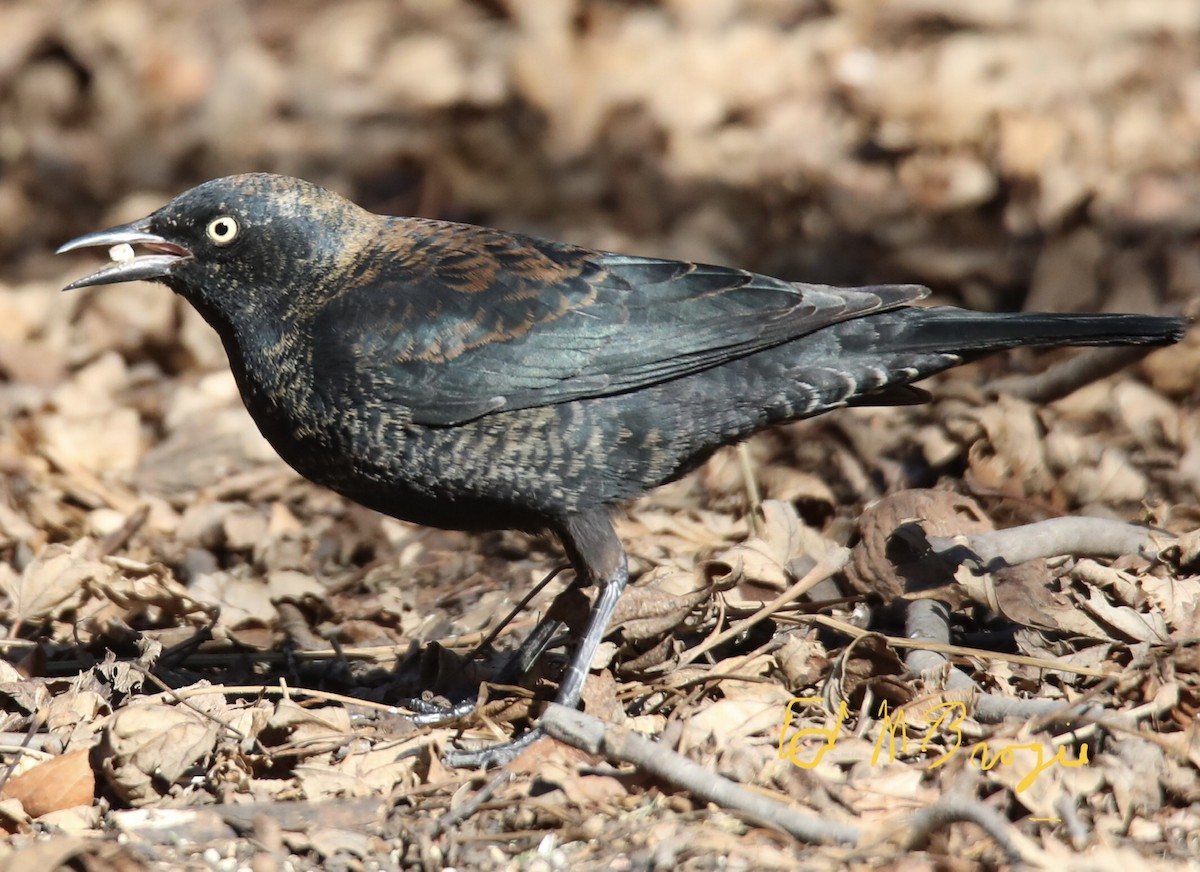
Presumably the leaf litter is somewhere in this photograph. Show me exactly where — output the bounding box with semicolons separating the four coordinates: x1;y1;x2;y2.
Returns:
2;1;1200;869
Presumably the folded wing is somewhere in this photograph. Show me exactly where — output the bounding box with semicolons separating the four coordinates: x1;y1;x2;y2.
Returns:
313;219;928;425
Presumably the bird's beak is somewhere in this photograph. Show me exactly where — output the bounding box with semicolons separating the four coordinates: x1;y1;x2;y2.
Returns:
57;217;192;290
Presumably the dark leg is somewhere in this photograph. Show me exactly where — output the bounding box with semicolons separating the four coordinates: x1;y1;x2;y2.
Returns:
444;509;628;768
405;599;572;727
405;568;575;727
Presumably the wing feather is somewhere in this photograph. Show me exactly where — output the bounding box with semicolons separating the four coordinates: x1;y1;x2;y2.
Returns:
312;220;928;425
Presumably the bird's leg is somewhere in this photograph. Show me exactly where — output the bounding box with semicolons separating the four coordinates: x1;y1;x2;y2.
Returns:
404;568;576;727
546;510;627;711
405;593;576;727
444;509;628;768
493;578;595;684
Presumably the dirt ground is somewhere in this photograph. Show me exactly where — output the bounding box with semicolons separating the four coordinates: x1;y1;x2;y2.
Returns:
1;1;1199;870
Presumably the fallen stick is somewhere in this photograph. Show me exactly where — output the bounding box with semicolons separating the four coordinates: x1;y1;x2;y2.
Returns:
539;704;861;846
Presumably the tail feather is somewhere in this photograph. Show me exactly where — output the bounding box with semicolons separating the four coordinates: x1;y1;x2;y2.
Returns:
900;308;1188;356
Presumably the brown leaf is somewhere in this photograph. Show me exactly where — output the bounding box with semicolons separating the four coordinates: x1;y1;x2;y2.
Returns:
846;489;993;600
0;540;113;626
1141;575;1200;637
1078;586;1169;643
189;569;275;626
835;634;910;710
0;837;103;872
681;683;794;752
966;395;1053;498
45;687;107;748
617;634;678;675
774;632;828;690
609;582;709;642
98;704;220;805
1;749;94;817
1059;447;1148;506
269;699;353;750
705;500;829;601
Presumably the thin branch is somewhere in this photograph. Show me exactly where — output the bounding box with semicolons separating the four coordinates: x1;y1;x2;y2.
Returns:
903;599;977;692
924;516;1170;571
902;792;1042;864
988;345;1160;404
539;704;860;846
434;770;513;834
777;612;1114;678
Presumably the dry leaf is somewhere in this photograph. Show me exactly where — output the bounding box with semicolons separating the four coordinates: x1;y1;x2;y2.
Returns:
846;489;992;600
537;754;629;809
967;395;1053;498
1059;448;1148;506
45;688;106;747
774;632;828;690
681;683;794;751
295;741;424;800
0;749;94;817
0;540;112;626
269;699;353;750
1141;575;1200;637
189;570;275;626
609;583;709;642
706;500;825;599
1078;587;1169;643
98;704;220;805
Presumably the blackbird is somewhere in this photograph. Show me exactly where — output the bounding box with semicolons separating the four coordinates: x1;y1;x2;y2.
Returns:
60;173;1187;765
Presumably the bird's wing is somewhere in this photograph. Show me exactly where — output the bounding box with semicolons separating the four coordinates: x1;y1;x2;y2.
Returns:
312;220;928;425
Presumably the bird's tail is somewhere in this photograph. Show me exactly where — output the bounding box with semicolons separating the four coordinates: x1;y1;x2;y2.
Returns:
897;307;1188;357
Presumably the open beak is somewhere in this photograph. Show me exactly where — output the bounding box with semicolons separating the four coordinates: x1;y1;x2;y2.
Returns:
57;218;192;290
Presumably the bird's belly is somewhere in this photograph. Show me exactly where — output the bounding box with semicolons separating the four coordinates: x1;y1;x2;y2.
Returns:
241;367;810;532
245;399;571;531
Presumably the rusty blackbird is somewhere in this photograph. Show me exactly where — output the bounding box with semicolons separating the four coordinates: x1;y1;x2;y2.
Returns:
59;173;1187;766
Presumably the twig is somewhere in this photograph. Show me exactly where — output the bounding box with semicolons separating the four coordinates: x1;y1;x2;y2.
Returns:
1054;793;1089;850
167;682;429;717
0;709;45;796
903;600;978;692
276;601;329;651
470;565;570;666
0;743;54;761
433;770;513;834
924;516;1171;570
900;600;1132;740
539;704;860;845
987;345;1160;404
132;664;247;741
736;442;763;538
96;503;150;556
778;612;1114;678
902;791;1042;863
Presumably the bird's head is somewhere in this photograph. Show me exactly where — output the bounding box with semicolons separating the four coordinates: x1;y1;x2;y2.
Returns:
58;173;372;323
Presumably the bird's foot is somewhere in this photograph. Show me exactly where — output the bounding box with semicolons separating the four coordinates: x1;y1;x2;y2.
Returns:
443;727;545;769
400;696;479;727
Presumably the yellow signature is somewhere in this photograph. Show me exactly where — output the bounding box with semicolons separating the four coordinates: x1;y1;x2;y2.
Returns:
777;697;1089;792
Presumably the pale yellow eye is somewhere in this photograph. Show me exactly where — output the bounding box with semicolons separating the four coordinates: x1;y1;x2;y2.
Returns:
206;216;239;245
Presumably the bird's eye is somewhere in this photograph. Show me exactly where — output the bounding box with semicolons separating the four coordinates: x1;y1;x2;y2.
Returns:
206;216;239;245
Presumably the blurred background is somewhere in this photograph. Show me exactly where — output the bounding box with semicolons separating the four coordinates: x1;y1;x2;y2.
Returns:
5;0;1199;312
1;0;1199;535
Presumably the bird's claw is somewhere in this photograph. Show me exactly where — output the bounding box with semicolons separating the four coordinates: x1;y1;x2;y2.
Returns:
401;696;480;727
442;727;545;769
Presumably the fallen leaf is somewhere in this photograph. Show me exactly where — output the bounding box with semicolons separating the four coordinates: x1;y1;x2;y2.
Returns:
1;749;94;817
1079;586;1169;643
98;704;220;805
0;540;113;626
